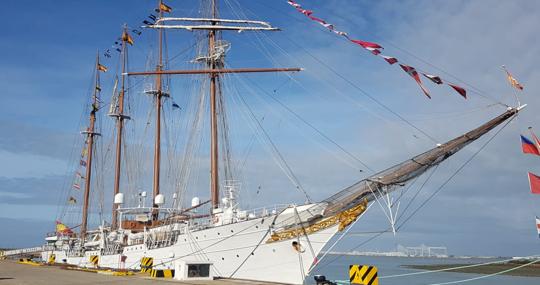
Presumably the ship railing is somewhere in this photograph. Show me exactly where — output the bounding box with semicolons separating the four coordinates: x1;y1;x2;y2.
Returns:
103;243;122;255
146;230;179;249
42;245;55;251
245;204;290;219
67;248;84;257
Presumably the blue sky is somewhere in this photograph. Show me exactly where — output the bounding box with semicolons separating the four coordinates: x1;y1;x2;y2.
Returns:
1;0;540;258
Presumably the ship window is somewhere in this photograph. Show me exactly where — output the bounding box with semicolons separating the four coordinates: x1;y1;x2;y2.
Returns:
236;254;239;258
217;232;220;235
222;257;224;260
188;264;210;278
230;230;234;233
255;226;259;229
195;237;198;239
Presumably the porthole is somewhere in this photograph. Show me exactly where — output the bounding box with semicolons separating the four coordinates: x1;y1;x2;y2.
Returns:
230;230;234;233
222;257;224;260
217;232;220;235
236;254;239;258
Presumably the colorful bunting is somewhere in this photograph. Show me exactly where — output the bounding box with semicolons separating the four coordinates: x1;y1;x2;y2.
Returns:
399;64;431;99
528;172;540;194
160;2;172;13
76;171;85;179
502;65;524;91
448;83;467;99
80;160;87;167
68;196;77;204
73;183;81;190
350;39;383;49
381;55;398;65
122;31;134;45
97;63;108;72
423;73;443;85
172;102;180;109
286;0;473;100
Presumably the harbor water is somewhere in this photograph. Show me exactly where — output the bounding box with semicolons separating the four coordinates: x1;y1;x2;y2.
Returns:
309;255;540;285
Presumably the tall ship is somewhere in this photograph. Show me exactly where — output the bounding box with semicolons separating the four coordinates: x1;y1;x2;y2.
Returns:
40;1;525;284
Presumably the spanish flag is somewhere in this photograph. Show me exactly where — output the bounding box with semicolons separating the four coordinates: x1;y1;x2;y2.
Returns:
97;63;107;72
122;31;134;45
503;65;524;90
160;2;172;13
55;221;73;235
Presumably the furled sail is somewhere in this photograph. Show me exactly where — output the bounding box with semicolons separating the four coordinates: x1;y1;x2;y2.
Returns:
321;106;521;217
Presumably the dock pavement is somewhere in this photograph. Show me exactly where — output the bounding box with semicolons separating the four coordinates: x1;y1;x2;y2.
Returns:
0;260;285;285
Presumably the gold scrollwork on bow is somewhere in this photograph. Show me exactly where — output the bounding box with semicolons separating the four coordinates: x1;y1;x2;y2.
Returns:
266;199;368;243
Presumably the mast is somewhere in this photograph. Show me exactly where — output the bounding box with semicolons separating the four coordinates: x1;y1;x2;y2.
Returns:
209;0;219;209
152;0;165;216
129;1;301;213
111;26;129;230
81;53;101;240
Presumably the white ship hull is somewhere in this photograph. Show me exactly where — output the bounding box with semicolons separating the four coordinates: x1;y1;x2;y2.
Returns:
43;213;339;284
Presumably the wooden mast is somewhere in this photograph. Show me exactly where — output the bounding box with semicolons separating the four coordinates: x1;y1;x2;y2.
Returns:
111;26;129;230
209;0;219;209
127;0;302;214
81;53;101;240
152;0;165;219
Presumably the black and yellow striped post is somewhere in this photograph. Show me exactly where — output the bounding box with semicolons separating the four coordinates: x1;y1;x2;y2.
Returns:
89;255;99;267
349;264;378;285
140;257;154;273
48;253;56;264
149;269;174;278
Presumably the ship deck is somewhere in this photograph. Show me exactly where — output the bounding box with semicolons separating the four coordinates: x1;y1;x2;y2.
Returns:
0;260;287;285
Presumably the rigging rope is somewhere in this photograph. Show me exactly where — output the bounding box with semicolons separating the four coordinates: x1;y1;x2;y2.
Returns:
396;114;516;231
241;75;373;173
315;112;517;271
233;87;312;202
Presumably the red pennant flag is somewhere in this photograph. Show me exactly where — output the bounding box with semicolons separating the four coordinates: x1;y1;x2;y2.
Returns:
423;73;443;85
350;39;383;49
287;0;301;8
399;64;431;99
299;9;313;16
380;55;398;65
320;22;334;30
365;47;381;55
528;172;540;194
448;83;467;99
308;16;326;24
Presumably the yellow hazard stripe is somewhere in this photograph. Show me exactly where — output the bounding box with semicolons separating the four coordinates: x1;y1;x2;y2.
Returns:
149;269;174;278
350;265;378;285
